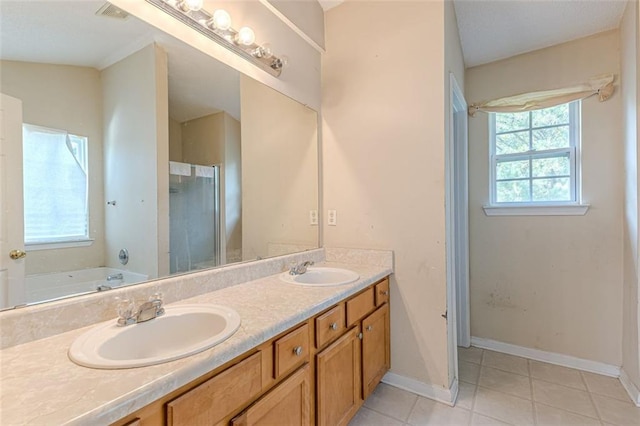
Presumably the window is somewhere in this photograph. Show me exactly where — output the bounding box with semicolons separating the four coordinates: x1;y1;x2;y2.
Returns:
23;124;89;245
490;101;581;206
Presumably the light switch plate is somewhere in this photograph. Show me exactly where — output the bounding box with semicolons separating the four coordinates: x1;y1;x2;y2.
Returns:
309;210;318;225
328;210;337;226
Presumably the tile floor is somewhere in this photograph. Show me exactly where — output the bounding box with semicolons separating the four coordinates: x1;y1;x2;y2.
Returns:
349;347;640;425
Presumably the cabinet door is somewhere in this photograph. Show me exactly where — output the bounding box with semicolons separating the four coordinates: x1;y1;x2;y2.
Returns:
362;304;390;399
231;364;311;426
316;327;360;426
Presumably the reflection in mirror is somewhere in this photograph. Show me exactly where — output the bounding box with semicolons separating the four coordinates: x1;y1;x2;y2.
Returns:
0;0;318;309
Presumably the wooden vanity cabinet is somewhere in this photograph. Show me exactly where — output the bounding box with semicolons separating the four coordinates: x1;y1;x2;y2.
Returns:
361;303;390;399
316;277;390;424
112;277;390;426
231;364;312;426
316;327;361;426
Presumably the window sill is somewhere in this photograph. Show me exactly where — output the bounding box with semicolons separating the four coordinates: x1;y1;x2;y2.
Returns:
483;204;590;216
26;239;94;251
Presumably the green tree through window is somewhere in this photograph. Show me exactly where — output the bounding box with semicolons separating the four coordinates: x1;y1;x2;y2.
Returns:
491;102;580;204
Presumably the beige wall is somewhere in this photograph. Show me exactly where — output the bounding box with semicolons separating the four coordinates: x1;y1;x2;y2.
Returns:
102;44;169;279
241;75;318;261
181;112;226;166
621;0;640;388
223;114;242;262
323;1;451;388
267;0;325;49
169;117;183;162
467;31;623;365
0;61;106;275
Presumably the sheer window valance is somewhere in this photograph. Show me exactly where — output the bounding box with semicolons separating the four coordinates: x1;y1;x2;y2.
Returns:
468;74;615;117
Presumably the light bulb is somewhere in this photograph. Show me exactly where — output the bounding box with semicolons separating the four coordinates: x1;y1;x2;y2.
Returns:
237;26;256;46
212;9;231;30
271;55;289;71
261;43;273;59
180;0;203;11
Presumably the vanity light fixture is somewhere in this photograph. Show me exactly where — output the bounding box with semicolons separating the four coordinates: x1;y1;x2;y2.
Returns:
147;0;287;77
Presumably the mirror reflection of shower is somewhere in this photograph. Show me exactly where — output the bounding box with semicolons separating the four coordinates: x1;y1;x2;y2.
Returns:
169;163;221;274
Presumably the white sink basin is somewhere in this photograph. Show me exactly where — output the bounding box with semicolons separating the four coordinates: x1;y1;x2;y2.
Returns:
69;304;241;369
280;267;359;286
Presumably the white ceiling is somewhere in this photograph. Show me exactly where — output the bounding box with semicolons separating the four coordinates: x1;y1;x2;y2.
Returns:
0;0;240;122
453;0;628;67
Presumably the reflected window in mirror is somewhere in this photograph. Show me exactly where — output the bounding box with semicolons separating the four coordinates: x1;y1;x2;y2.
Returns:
23;124;90;247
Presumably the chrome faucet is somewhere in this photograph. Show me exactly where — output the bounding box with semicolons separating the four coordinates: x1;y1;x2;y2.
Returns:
289;260;314;275
116;293;165;326
106;273;124;282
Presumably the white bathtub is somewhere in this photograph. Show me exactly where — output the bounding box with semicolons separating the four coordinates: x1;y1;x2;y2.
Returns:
25;267;149;304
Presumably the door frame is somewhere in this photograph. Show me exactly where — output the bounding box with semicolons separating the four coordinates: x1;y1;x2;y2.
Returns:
452;75;470;347
445;72;470;388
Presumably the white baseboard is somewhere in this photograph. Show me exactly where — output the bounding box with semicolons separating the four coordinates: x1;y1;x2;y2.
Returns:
382;372;458;406
471;336;620;377
619;369;640;407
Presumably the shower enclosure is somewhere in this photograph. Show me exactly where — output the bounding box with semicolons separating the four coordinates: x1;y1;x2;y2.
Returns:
169;162;221;274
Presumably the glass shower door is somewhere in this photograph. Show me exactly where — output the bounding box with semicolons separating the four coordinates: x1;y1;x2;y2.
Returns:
169;163;220;274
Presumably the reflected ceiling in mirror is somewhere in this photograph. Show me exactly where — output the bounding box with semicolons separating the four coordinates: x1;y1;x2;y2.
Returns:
0;0;319;309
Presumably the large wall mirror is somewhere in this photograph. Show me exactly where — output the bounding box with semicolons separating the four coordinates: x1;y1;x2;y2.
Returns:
0;0;319;309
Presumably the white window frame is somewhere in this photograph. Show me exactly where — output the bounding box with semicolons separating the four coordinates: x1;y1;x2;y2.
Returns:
22;124;93;249
484;101;589;216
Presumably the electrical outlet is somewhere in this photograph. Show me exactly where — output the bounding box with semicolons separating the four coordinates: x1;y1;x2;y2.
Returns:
309;210;318;225
328;210;337;226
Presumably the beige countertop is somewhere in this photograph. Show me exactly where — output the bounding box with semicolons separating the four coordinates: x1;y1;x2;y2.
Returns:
0;261;392;425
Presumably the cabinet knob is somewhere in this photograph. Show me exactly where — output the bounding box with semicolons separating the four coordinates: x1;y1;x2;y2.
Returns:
330;322;338;331
366;325;373;332
357;332;363;340
380;290;389;296
293;346;303;356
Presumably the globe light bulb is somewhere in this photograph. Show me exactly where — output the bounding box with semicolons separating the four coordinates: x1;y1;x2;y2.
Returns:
181;0;203;12
237;26;256;46
212;9;231;30
261;43;273;59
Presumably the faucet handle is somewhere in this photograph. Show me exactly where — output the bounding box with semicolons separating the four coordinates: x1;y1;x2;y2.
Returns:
149;292;163;303
149;292;165;317
115;297;135;320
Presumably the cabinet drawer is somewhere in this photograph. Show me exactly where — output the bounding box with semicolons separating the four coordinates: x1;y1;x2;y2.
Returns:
375;278;389;306
166;351;262;426
315;304;346;348
275;324;309;378
346;287;375;326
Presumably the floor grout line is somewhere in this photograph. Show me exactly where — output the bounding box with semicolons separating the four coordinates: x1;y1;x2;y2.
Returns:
580;370;604;423
528;358;538;425
363;405;410;424
467;348;482;426
403;391;420;425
